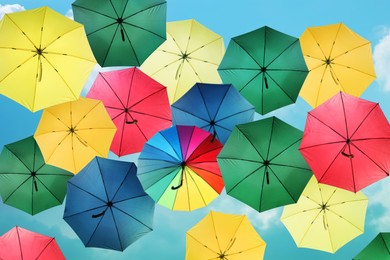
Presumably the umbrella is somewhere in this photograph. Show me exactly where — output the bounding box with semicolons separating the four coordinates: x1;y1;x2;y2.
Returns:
280;176;368;253
217;117;312;212
0;136;73;215
63;157;155;251
299;23;376;108
218;26;308;115
86;67;171;156
0;6;96;112
34;97;116;174
0;226;65;260
72;0;166;67
186;211;266;260
141;19;225;103
138;125;224;211
299;92;390;192
353;232;390;260
172;83;255;144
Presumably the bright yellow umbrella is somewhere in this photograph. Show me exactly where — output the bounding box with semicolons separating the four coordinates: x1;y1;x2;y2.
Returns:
299;23;376;108
0;6;96;112
34;97;116;174
186;211;266;260
140;19;224;103
280;176;368;253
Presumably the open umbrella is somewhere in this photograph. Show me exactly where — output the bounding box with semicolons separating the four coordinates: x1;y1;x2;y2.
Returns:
34;97;116;174
299;92;390;192
281;176;368;253
141;19;225;103
0;226;65;260
86;67;171;156
0;6;96;112
72;0;166;67
217;117;312;212
138;125;224;211
172;83;255;144
299;23;376;108
353;233;390;260
63;157;155;251
0;136;73;215
186;211;266;260
218;26;308;115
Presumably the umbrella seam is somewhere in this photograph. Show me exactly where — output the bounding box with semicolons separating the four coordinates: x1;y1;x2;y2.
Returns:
3;146;33;172
186;168;208;209
264;71;296;103
2;176;32;203
112;203;154;230
226;165;264;194
123;1;166;23
35;238;54;259
349;103;379;139
96;158;110;201
100;72;126;108
230;38;261;68
109;207;124;251
111;164;134;202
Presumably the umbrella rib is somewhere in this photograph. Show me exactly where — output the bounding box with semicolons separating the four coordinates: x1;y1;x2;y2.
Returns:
380;233;390;255
110;110;125;121
183;126;197;160
113;205;153;230
327;23;342;59
148;57;182;77
0;53;36;83
351;142;390;175
187;145;222;163
217;157;260;164
299;140;346;151
237;71;263;93
63;205;107;219
331;42;371;60
4;146;33;172
125;66;136;110
35;238;55;259
128;88;168;111
100;73;126;108
96;159;110;201
72;4;117;20
314;65;328;107
86;22;118;37
138;160;181;173
6;16;38;49
306;28;328;60
268;166;297;202
186;233;220;255
327;198;368;207
267;68;308;72
73;101;102;128
85;209;107;247
123;1;166;21
140;144;181;164
43;109;70;129
209;213;223;253
265;71;298;102
101;24;120;66
43;133;71;163
188;165;221;178
109;207;124;251
186;169;207;208
43;51;96;63
197;85;215;122
111;164;134;201
231;38;262;68
184;59;203;82
129;110;172;122
222;217;246;254
217;67;262;71
123;21;165;40
265;39;300;68
307;113;347;140
117;112;128;156
172;105;210;123
2;176;31;203
187;56;220;66
296;209;324;247
112;194;149;205
238;128;266;161
34;177;63;204
212;86;231;124
327;207;364;232
67;182;107;204
227;244;266;256
159;133;183;161
332;62;376;78
16;227;23;260
186;37;223;58
183;21;194;56
349;104;378;139
340;88;351;139
269;138;301;161
269;163;312;171
318;147;345;183
227;165;264;194
215;107;254;123
108;0;121;18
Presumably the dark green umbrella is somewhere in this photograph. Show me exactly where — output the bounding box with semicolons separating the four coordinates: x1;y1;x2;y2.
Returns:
217;117;312;212
218;26;308;115
0;136;73;215
354;233;390;260
72;0;166;67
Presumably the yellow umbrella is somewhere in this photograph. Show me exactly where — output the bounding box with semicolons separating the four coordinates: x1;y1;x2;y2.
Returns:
186;211;266;260
280;176;368;253
34;97;116;174
0;6;96;112
140;19;224;103
299;23;376;108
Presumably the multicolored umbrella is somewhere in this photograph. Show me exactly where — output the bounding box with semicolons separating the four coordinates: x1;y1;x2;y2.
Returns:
72;0;166;67
218;26;308;115
138;125;224;211
172;83;255;144
87;67;171;156
186;211;266;260
299;92;390;192
217;117;312;212
0;6;96;112
63;157;155;251
353;233;390;260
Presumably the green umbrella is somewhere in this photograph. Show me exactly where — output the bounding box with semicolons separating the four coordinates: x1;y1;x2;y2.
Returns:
354;233;390;260
0;136;73;215
72;0;166;67
218;26;308;115
217;117;312;212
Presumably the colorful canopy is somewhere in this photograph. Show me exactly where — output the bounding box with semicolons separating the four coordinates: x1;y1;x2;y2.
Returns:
63;157;155;251
141;19;225;103
87;67;171;156
218;26;308;115
72;0;166;67
172;83;255;144
138;125;224;211
217;117;312;212
0;6;96;112
299;92;390;192
281;176;368;253
353;233;390;260
299;23;376;108
186;211;266;260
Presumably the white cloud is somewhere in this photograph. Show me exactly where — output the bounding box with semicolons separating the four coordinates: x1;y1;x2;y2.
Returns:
65;9;74;20
373;28;390;91
0;4;25;19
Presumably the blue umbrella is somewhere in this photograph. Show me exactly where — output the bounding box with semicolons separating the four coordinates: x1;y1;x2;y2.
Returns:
63;157;155;251
171;83;255;144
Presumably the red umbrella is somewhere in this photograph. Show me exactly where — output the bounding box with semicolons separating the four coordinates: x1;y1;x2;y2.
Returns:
87;67;172;156
0;226;65;260
299;92;390;192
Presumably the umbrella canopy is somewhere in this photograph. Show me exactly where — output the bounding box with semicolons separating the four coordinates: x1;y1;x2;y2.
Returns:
0;226;65;260
299;23;376;108
186;211;266;260
217;117;312;212
138;125;224;211
87;67;171;156
172;83;255;144
218;26;308;115
353;233;390;260
72;0;166;67
0;136;73;215
299;92;390;192
141;19;225;103
0;6;96;112
34;97;116;174
63;157;155;251
281;176;368;253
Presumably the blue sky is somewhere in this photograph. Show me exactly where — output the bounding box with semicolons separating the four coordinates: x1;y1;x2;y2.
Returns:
1;0;390;259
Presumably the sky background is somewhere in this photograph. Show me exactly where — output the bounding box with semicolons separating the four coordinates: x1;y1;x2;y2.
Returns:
1;0;390;259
